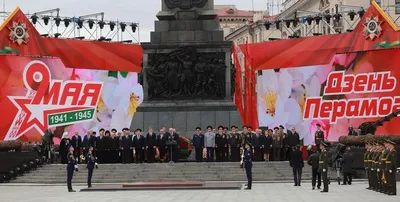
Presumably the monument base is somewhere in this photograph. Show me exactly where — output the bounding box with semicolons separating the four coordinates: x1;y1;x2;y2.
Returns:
130;100;241;137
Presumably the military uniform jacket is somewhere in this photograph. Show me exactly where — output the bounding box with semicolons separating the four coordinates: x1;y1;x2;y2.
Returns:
222;134;229;147
244;149;252;167
386;149;397;172
319;151;328;172
364;151;370;168
215;133;224;148
379;150;390;172
230;133;241;147
314;130;324;145
272;133;283;148
67;152;76;170
87;152;95;169
373;152;380;171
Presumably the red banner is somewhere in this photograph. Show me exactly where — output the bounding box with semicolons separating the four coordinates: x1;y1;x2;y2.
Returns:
233;44;245;123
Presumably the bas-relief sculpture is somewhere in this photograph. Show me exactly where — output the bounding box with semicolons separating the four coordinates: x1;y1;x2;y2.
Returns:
146;47;226;100
164;0;208;9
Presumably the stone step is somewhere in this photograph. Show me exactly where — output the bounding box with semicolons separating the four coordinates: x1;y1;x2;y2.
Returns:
11;162;315;183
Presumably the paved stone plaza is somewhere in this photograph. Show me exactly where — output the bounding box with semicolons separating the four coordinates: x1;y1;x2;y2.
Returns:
1;182;399;202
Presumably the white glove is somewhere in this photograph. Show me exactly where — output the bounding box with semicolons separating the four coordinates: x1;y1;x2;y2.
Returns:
377;169;380;172
371;168;374;171
323;169;326;172
95;163;98;166
389;170;392;173
74;165;78;169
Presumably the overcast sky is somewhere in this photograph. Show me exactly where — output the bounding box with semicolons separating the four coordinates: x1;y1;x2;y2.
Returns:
3;0;269;42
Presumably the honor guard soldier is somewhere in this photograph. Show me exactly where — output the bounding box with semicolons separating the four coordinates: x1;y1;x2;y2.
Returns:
242;142;253;190
87;145;97;188
319;141;329;193
364;141;372;189
372;142;382;192
384;138;397;195
314;124;324;148
379;140;390;193
66;144;77;192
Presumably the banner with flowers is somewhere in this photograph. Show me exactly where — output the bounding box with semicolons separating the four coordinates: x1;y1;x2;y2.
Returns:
257;48;400;145
0;55;143;143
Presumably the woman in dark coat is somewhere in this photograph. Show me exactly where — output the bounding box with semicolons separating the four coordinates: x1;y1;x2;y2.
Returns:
264;129;273;161
60;132;71;164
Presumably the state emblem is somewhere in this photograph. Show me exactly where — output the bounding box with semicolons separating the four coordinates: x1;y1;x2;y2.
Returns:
9;21;30;45
363;16;382;40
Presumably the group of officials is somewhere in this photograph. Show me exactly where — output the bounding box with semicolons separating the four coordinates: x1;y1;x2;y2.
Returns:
364;139;397;196
60;127;181;165
60;125;302;164
192;125;301;163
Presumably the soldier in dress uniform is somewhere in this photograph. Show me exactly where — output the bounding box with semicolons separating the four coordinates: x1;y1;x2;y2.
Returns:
384;139;397;195
222;127;230;161
319;141;329;193
215;126;225;162
66;144;77;192
86;145;96;188
379;140;390;193
272;127;283;161
364;141;372;190
110;129;119;163
229;126;241;162
133;128;146;163
146;127;157;163
314;124;324;148
279;125;288;161
242;142;253;190
372;142;382;192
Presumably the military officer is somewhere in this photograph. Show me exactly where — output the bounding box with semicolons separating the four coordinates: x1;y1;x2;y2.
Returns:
314;124;324;148
87;145;96;188
364;141;372;189
242;142;253;190
66;144;77;192
384;139;397;195
319;141;329;193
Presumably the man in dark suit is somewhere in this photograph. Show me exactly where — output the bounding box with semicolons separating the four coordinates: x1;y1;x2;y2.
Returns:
307;149;321;190
82;130;93;160
157;128;169;162
192;127;204;162
287;127;300;161
341;146;354;185
146;127;157;163
71;132;82;163
170;128;180;163
290;145;304;186
121;128;133;164
133;128;145;163
96;129;106;163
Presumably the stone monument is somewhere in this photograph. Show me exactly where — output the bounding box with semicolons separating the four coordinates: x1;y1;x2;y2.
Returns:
131;0;242;137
